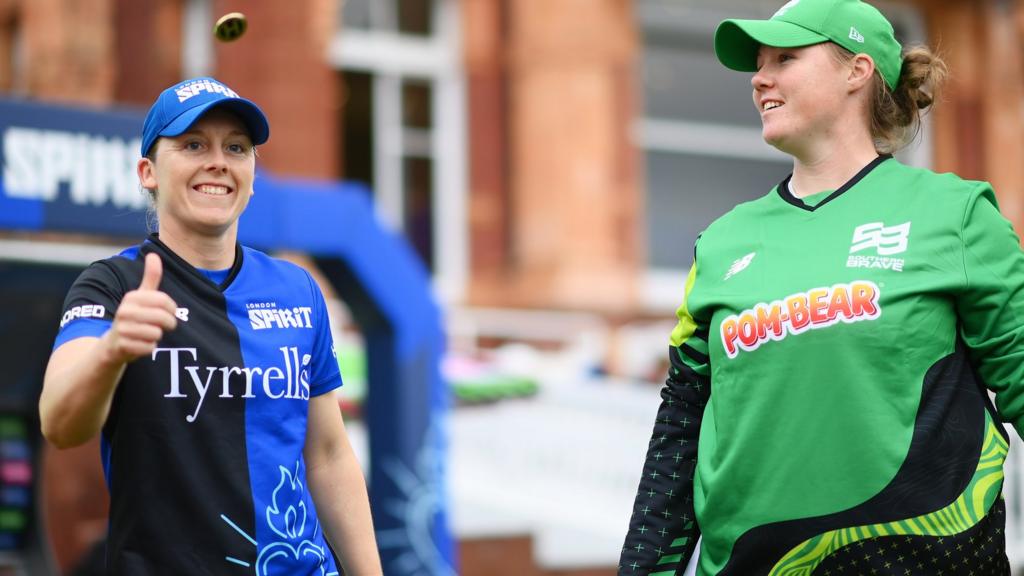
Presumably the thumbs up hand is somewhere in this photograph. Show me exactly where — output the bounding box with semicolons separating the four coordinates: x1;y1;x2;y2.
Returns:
101;253;179;363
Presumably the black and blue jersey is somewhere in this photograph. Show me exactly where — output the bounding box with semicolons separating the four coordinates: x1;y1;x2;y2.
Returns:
55;235;343;576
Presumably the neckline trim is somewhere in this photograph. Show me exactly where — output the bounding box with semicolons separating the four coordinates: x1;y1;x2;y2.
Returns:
144;233;244;291
776;154;893;212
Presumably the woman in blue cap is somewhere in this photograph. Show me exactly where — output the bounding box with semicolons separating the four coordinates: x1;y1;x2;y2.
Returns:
621;0;1022;574
40;77;382;575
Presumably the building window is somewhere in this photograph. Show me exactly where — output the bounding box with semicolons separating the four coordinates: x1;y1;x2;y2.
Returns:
341;0;435;35
333;0;466;302
634;0;927;309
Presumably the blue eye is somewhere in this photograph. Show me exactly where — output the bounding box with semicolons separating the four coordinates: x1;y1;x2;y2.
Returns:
184;141;204;151
227;143;246;154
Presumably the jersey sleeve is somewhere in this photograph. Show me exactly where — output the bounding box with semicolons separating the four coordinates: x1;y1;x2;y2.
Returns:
620;249;711;575
304;271;343;397
52;262;124;350
956;184;1024;434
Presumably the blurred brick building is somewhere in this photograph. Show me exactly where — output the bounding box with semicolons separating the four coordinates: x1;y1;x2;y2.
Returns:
6;0;1024;573
8;0;1023;313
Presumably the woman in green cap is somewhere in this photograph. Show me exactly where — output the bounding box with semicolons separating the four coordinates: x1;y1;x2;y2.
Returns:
621;0;1020;574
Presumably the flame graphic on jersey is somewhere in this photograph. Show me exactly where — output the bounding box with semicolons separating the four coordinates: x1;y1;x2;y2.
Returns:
720;281;881;358
220;461;337;575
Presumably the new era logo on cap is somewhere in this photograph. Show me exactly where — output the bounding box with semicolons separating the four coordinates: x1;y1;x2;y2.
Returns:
849;26;865;43
773;0;801;18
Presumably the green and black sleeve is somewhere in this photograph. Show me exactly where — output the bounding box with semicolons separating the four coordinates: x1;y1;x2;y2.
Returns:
620;256;710;575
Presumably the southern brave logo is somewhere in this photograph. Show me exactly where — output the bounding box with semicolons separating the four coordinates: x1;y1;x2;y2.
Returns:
847;221;910;272
725;252;756;281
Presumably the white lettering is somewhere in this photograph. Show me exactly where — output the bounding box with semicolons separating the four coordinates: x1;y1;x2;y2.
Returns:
248;304;315;330
248;309;266;329
281;347;295;398
263;366;286;399
2;127;144;209
219;366;243;398
153;347;314;422
300;352;311;399
175;79;240;103
152;347;196;398
280;309;297;328
60;304;106;328
846;255;906;273
239;366;261;398
183;365;218;423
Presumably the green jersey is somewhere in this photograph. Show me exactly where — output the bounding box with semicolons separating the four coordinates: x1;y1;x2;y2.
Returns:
621;156;1019;574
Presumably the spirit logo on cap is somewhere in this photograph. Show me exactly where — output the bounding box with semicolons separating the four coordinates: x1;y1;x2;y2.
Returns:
175;78;240;104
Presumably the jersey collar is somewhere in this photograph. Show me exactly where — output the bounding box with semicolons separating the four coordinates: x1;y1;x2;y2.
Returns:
776;154;893;212
143;233;244;291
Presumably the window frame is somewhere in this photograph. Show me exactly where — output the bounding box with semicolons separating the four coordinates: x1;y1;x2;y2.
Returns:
331;0;467;303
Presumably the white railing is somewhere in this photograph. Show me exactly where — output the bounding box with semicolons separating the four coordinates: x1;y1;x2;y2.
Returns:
447;377;1024;572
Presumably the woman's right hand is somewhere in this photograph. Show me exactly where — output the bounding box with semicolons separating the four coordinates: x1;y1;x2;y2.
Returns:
101;252;179;364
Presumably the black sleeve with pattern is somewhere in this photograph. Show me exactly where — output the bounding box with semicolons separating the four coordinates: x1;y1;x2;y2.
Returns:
620;261;711;575
619;346;710;575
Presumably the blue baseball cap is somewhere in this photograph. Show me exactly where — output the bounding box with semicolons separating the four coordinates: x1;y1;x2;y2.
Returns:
140;76;270;157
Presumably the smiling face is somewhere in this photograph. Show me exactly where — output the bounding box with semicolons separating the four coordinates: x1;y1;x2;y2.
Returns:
138;107;256;241
751;43;859;156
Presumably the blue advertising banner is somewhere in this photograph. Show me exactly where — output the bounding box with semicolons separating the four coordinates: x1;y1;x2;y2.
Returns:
0;98;147;236
0;97;453;575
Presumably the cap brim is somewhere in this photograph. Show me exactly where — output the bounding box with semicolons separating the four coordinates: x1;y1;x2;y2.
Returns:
158;98;270;145
715;19;830;72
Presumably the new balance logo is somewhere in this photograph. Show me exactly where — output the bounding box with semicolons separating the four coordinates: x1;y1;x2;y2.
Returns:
847;221;910;272
849;27;865;43
725;252;756;280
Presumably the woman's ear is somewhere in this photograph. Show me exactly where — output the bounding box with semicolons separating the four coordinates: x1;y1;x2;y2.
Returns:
137;157;158;193
848;53;877;92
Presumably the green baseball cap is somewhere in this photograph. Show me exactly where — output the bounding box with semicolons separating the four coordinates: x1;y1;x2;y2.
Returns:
715;0;903;90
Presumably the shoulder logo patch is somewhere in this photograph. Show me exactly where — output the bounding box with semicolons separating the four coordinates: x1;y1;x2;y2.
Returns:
725;252;757;281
